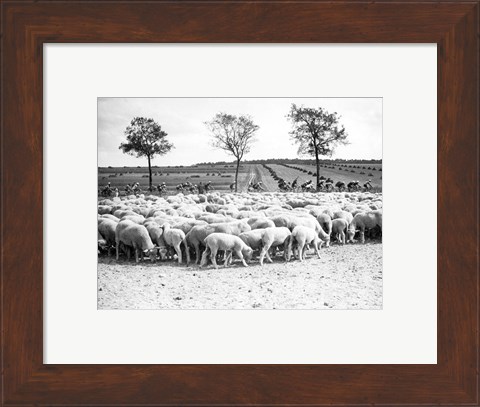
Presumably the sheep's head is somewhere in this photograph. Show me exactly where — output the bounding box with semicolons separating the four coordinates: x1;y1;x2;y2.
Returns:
158;246;168;260
242;247;253;262
144;248;157;262
346;230;355;242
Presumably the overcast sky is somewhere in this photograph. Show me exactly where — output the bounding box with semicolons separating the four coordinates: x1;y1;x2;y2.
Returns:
98;97;382;167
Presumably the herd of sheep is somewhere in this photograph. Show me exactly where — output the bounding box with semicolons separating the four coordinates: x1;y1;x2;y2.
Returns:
97;192;383;269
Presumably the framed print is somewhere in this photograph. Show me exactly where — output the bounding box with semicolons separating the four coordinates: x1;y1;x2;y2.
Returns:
1;1;478;406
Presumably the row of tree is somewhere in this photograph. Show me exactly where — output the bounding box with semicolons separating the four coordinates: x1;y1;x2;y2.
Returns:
118;104;348;192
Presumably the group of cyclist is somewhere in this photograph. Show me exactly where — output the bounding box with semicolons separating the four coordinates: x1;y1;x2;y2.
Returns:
277;177;373;193
100;177;373;197
176;181;213;194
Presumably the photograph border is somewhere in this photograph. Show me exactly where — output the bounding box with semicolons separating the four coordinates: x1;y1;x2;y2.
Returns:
1;1;478;405
96;95;384;311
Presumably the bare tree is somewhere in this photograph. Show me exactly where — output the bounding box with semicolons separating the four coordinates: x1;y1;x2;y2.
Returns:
205;113;259;192
287;104;348;191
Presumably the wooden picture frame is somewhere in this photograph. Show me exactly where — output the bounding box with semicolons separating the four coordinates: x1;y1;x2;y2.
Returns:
1;1;478;405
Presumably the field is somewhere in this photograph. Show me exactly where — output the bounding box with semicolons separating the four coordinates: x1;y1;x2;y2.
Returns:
98;242;382;310
99;160;382;193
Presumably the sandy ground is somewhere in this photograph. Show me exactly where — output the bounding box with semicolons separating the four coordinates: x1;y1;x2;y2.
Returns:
98;243;382;310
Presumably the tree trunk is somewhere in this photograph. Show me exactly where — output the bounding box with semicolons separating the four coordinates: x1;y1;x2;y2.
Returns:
147;155;152;190
235;158;240;192
315;149;320;192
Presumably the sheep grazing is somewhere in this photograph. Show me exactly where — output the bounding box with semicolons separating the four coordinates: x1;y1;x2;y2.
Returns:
316;213;333;236
186;221;251;264
347;211;382;243
238;229;267;260
101;214;120;222
238;229;266;251
161;223;190;264
115;220;157;262
331;218;349;244
332;210;354;225
98;231;107;254
259;227;292;266
288;225;323;262
200;233;253;269
98;218;118;256
99;189;383;267
143;221;168;259
247;217;275;230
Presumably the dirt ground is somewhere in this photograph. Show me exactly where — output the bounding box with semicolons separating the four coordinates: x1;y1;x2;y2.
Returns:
98;243;382;310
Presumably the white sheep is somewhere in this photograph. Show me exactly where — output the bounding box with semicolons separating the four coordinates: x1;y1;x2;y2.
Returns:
332;210;354;225
331;218;349;244
98;218;118;256
247;217;275;230
186;221;251;263
347;211;382;243
259;227;292;266
115;220;156;262
316;213;333;236
200;233;253;269
161;223;190;264
288;225;323;262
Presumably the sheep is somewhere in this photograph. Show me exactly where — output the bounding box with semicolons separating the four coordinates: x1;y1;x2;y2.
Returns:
347;211;382;243
286;216;330;247
186;222;251;263
332;210;354;225
170;219;207;234
161;223;190;264
121;215;145;224
331;218;349;244
288;225;322;261
98;231;107;253
316;213;333;236
143;221;168;259
115;220;156;262
247;217;275;230
101;214;120;222
98;205;112;215
200;233;253;269
238;229;266;251
113;209;138;218
259;227;292;266
98;218;118;256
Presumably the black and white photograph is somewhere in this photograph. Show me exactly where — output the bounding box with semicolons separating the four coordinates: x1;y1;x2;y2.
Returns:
97;97;382;310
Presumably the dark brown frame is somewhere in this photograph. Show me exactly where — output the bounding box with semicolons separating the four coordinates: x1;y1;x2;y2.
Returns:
1;1;478;405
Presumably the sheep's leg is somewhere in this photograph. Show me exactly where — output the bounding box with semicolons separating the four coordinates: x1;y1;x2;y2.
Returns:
259;244;270;266
116;242;120;260
135;249;139;263
340;231;345;244
286;238;293;261
235;250;248;267
210;248;219;269
173;243;182;264
224;251;232;267
298;243;305;262
183;239;190;265
200;247;210;267
195;243;202;264
265;247;274;263
314;240;321;259
302;245;309;260
284;237;293;261
360;230;365;244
